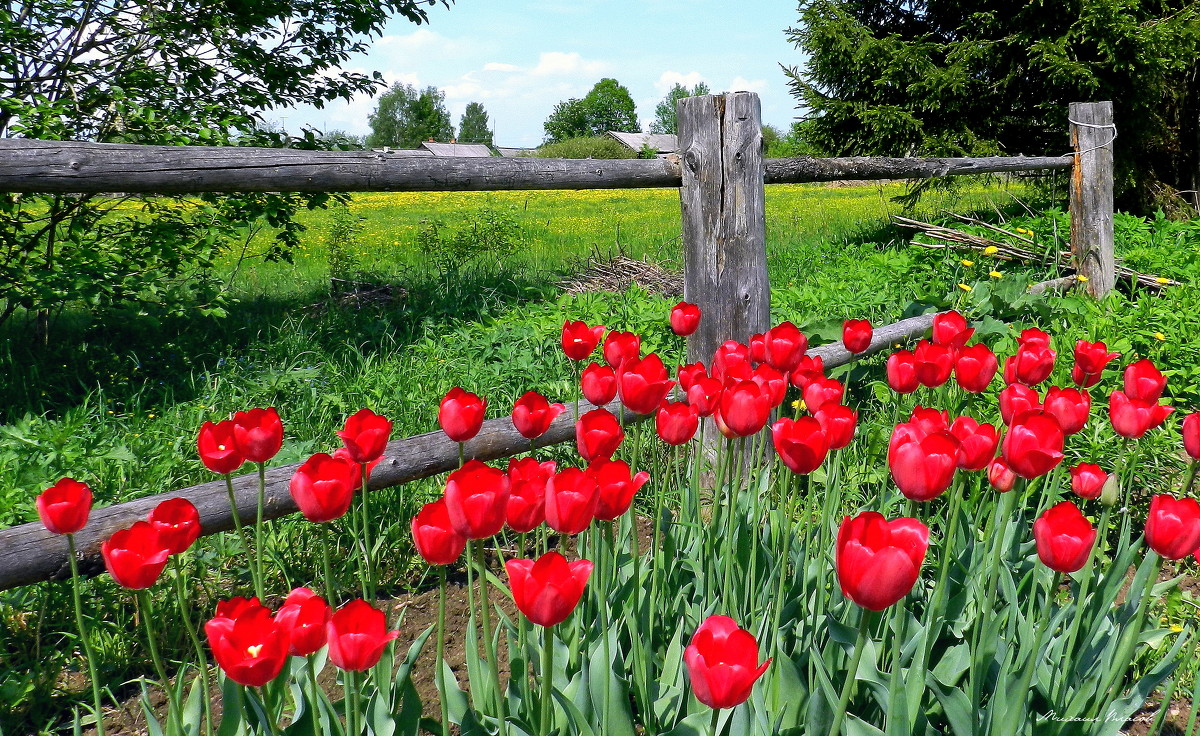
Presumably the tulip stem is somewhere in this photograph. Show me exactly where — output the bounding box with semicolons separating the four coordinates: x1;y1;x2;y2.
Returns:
827;611;871;736
358;462;376;601
308;657;324;736
321;521;337;604
709;707;721;736
474;540;507;733
255;462;268;600
67;535;105;736
136;589;184;736
436;566;450;736
171;556;213;735
540;625;554;736
1182;459;1198;497
224;474;260;598
1057;503;1110;696
344;670;358;736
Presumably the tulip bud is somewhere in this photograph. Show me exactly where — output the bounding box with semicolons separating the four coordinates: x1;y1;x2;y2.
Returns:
581;362;617;406
886;350;920;394
290;453;360;523
954;344;998;393
842;319;873;354
603;330;641;368
1145;494;1200;560
1123;358;1167;403
1099;474;1120;507
711;341;750;384
656;401;699;445
101;521;171;589
147;498;201;555
588;459;649;522
439;388;486;443
545;467;599;534
1071;340;1120;388
914;340;954;388
506;457;555;534
443;460;510;539
1183;413;1200;460
1069;463;1107;500
1033;501;1095;573
412;498;468;565
274;587;331;657
512;391;567;440
36;478;93;536
327;600;400;671
616;354;676;415
1042;386;1091;436
576;408;624;462
670;302;702;336
337;408;393;464
1001;410;1065;479
789;354;826;391
676;362;708;392
771;417;830;475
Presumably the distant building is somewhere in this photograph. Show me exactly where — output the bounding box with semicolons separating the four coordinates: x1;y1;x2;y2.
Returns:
606;131;678;157
496;147;536;158
420;141;494;157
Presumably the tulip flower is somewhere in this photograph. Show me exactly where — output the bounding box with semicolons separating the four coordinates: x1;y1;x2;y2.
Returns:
1018;328;1052;348
949;416;1000;471
289;453;359;523
439;387;486;443
718;380;773;437
576;408;624;462
789;354;826;391
1070;463;1107;500
684;615;771;709
443;460;510;539
506;458;555;534
1003;343;1056;386
36;478;93;535
954;343;998;393
914;340;954;388
886;350;920;394
1001;410;1065;479
1183;413;1200;460
1123;358;1167;402
932;310;974;348
561;320;605;361
676;362;708;392
987;456;1017;492
337;408;393;464
687;376;723;418
589;458;650;521
842;319;873;354
1144;495;1200;560
1071;340;1120;388
888;427;960;501
803;376;844;413
327;600;400;671
657;401;700;445
771;417;830;474
231;407;284;464
602;330;641;368
752;364;788;407
544;467;599;534
814;403;857;450
999;383;1041;425
505;551;592;627
763;321;808;372
1042;386;1091;436
147;498;201;555
101;521;171;589
581;362;618;405
748;333;767;364
1033;501;1096;573
274;587;331;657
333;446;381;480
197;420;245;475
512;391;567;440
710;341;750;384
616;353;676;415
205;604;289;687
1109;390;1173;439
909;406;951;435
670;302;702;336
412;498;468;565
836;512;929;610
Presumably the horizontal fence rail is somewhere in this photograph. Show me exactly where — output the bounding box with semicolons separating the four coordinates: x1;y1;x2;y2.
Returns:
0;138;1070;194
0;307;974;592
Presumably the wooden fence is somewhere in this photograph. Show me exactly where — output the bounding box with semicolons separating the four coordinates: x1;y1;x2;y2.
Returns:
0;93;1116;590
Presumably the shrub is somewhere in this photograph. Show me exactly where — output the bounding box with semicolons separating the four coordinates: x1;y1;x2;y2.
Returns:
535;137;635;160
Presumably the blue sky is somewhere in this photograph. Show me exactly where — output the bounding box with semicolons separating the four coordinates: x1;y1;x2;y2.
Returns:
277;0;806;148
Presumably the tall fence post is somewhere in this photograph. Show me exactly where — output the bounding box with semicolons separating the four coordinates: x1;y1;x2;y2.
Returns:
677;92;770;368
1069;101;1116;297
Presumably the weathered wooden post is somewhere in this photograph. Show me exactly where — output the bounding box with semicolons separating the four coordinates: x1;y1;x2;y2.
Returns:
677;92;770;367
1069;101;1116;297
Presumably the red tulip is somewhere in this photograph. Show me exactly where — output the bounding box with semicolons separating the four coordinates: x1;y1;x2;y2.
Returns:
677;362;708;392
147;498;201;555
562;320;605;361
909;406;950;436
748;333;767;364
603;330;641;368
684;615;771;709
803;376;844;413
512;391;567;440
670;302;702;336
1123;358;1167;403
576;408;625;462
506;458;555;534
987;457;1017;492
100;521;171;589
581;362;617;406
842;319;873;354
999;383;1041;426
1018;328;1052;348
886;350;920;394
1072;340;1120;388
888;426;960;501
1145;495;1200;560
837;512;929;610
914;340;954;388
289;453;359;523
337;408;393;464
505;551;592;627
718;380;773;437
1033;501;1096;573
197;420;245;475
763;321;808;372
205;603;289;687
813;403;857;450
1109;390;1173;439
1183;413;1200;460
333;446;381;481
274;587;331;657
752;364;788;407
36;478;92;535
411;498;468;565
789;354;826;391
657;401;699;445
1070;463;1107;500
231;407;284;464
1002;410;1065;479
1003;343;1056;387
588;459;650;522
544;467;599;534
443;460;510;539
711;341;750;384
932;310;974;348
439;388;486;443
949;416;1000;471
616;353;676;415
954;344;998;393
327;600;399;671
1042;386;1091;436
771;417;830;474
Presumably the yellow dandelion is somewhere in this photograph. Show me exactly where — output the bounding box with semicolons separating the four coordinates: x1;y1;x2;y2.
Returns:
1155;277;1170;284
1015;227;1030;235
961;259;975;267
958;283;972;292
983;246;999;255
791;399;806;411
1153;332;1166;341
148;414;155;419
1076;275;1089;282
989;270;1003;278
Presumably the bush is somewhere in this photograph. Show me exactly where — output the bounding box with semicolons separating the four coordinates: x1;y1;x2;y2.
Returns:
535;137;635;160
415;206;523;281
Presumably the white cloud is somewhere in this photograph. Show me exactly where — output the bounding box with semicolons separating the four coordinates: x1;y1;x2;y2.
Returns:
531;51;609;78
654;70;707;94
375;29;470;59
483;62;521;72
728;76;768;94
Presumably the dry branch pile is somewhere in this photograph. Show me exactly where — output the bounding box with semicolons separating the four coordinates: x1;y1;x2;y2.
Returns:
560;254;683;298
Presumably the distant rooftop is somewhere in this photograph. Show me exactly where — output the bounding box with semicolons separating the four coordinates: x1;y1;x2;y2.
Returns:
496;147;536;158
420;141;494;157
606;131;678;156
